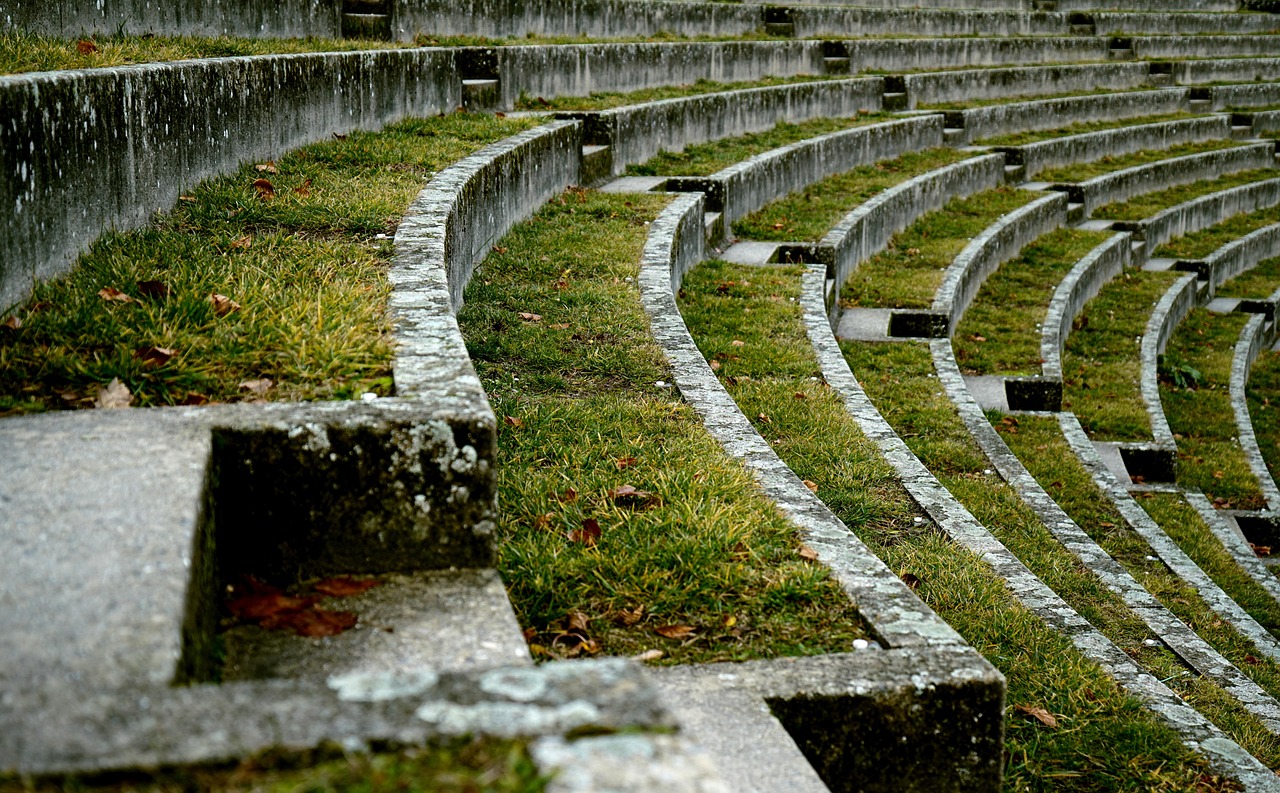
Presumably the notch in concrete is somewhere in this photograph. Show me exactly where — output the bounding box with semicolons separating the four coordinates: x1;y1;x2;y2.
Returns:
1067;12;1096;34
887;310;949;339
1238;297;1277;320
822;40;851;75
457;48;501;112
763;6;796;37
1229;511;1280;555
666;177;724;212
341;0;391;41
1173;258;1212;281
1189;87;1213;112
1117;443;1178;484
883;76;908;112
1005;376;1063;412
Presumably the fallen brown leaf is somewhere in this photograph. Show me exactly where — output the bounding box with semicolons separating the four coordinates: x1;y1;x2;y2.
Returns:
94;378;133;409
802;479;819;494
654;624;696;640
267;607;357;637
533;513;554;530
731;339;745;347
2;315;20;330
568;518;602;546
293;178;313;197
255;161;278;174
519;312;542;322
98;287;138;304
567;611;590;633
608;485;660;508
239;378;273;395
76;39;98;54
136;280;171;299
134;346;176;367
1015;704;1058;728
615;605;645;626
313;577;381;597
798;544;820;561
252;178;275;199
504;415;524;428
179;393;210;406
614;456;637;470
793;392;808;401
632;649;664;662
208;293;241;317
230;235;252;250
900;572;921;590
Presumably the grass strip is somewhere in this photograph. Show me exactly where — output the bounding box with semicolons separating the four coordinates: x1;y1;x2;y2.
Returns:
678;258;1236;789
1217;256;1280;299
518;75;845;112
625;112;894;178
1061;268;1179;441
1156;205;1280;260
1165;308;1266;509
845;339;1280;771
731;147;971;242
1;739;547;792
839;187;1038;310
1091;169;1279;222
1003;415;1280;698
0;113;537;414
975;112;1201;146
953;227;1109;376
1035;140;1243;183
456;190;868;664
1247;348;1280;491
922;87;1158;111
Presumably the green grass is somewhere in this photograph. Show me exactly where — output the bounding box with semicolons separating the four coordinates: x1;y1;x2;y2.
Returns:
839;187;1039;310
0;113;538;415
1164;308;1267;510
1247;348;1280;491
517;75;845;112
732;147;971;242
953;228;1109;376
975;113;1201;146
1061;268;1180;441
678;259;1242;789
844;339;1280;773
1036;140;1244;183
1217;256;1280;300
625;113;894;178
456;190;870;664
922;87;1159;111
1156;205;1280;260
0;739;547;792
1092;169;1280;222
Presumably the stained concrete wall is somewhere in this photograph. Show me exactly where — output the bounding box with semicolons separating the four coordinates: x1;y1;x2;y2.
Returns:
0;0;342;38
1003;115;1231;180
560;78;883;176
1213;83;1280;110
489;42;827;111
0;49;459;311
842;36;1111;73
1057;0;1236;10
1136;35;1280;59
1173;58;1280;85
1181;221;1280;289
956;88;1189;144
904;62;1152;109
1115;177;1280;259
1041;232;1130;381
1059;141;1275;216
821;154;1006;325
1093;11;1280;34
795;7;1062;37
668;115;944;229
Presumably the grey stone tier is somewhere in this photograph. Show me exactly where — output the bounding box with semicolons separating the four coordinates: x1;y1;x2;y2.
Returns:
1114;177;1280;261
839;36;1112;73
1093;12;1280;35
1141;273;1201;458
0;0;344;38
1136;36;1280;60
953;88;1191;146
1056;412;1280;665
1042;232;1132;388
1233;312;1280;511
638;192;1005;790
931;336;1280;742
1051;141;1276;217
1056;0;1235;10
999;115;1232;182
667;114;943;233
818;154;1007;326
798;265;1279;791
1185;491;1280;609
1251;110;1280;136
1174;58;1280;86
0;50;459;311
1175;221;1280;290
556;78;884;178
903;62;1153;110
1212;83;1280;111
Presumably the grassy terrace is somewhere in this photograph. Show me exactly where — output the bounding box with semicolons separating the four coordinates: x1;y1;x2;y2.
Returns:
0;113;538;414
626;113;896;178
456;190;868;663
733;147;971;241
1092;169;1280;222
677;260;1237;788
840;187;1039;310
515;75;846;112
921;87;1161;111
1217;255;1280;299
1155;204;1280;260
975;112;1201;146
1035;139;1244;183
953;227;1109;376
1164;308;1266;509
1248;347;1280;490
1061;268;1179;440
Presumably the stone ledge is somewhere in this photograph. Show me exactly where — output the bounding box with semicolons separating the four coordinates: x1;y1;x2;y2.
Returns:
1116;176;1280;261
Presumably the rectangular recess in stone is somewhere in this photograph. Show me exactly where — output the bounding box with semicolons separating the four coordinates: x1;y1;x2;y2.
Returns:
887;309;950;338
1005;375;1063;411
1117;442;1178;483
1231;511;1280;552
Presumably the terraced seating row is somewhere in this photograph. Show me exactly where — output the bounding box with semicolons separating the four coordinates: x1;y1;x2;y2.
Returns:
13;1;1280;788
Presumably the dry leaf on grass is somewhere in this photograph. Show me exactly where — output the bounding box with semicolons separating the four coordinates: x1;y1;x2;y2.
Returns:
136;280;171;299
518;312;542;322
255;161;278;174
568;518;602;546
654;624;696;640
76;39;98;54
95;378;133;409
98;287;138;304
802;479;819;494
632;649;664;662
252;178;275;199
798;545;820;561
1015;704;1058;728
239;378;273;396
134;346;176;367
208;293;241;317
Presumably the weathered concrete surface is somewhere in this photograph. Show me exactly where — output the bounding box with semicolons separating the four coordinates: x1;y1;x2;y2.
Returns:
0;0;342;37
842;36;1111;73
1185;490;1280;609
668;115;943;230
1213;82;1280;110
1137;35;1280;59
1093;11;1280;34
1000;115;1231;181
487;41;827;112
1055;141;1275;216
1115;176;1280;260
391;0;759;40
221;569;531;682
0;50;459;311
1174;58;1280;86
1056;0;1235;10
1177;221;1280;290
532;734;731;793
1;658;675;775
798;266;1279;792
1142;273;1201;451
558;78;883;177
905;62;1152;109
821;154;1006;325
1233;312;1280;512
1042;232;1131;384
958;88;1190;145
